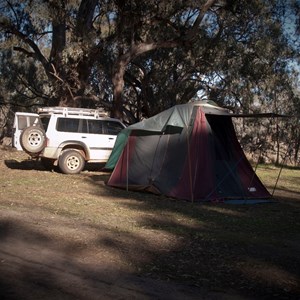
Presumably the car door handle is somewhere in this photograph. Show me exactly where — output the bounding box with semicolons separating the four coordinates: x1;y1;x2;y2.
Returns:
81;136;87;138
108;138;114;140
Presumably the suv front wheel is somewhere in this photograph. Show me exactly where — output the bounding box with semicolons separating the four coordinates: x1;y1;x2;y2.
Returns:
58;149;85;174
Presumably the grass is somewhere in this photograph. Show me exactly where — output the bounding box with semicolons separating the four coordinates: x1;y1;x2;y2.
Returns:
0;147;300;299
257;164;300;187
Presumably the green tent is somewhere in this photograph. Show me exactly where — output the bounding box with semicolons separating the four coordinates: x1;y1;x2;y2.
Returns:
105;101;271;202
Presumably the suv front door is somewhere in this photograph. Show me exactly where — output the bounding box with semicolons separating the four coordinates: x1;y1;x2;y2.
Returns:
85;119;125;161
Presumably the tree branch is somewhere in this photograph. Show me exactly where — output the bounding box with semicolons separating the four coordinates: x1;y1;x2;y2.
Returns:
49;64;75;101
13;47;35;57
185;0;219;41
1;19;50;71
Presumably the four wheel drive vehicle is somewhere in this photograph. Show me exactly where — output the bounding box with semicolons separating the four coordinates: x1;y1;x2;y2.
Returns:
12;107;126;174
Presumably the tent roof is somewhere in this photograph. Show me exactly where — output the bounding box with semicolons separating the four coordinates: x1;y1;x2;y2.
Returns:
126;101;231;133
125;101;291;134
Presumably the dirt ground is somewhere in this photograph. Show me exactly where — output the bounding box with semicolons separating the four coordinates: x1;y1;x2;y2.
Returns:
0;146;299;299
0;209;229;300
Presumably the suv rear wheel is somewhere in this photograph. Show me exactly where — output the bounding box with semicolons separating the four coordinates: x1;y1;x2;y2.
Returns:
20;126;46;154
58;149;85;174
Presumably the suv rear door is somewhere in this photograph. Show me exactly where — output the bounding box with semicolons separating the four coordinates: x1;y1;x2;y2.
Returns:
13;112;40;150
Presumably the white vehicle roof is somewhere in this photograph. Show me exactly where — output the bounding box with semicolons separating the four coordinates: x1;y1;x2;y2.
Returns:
15;112;39;116
37;107;109;118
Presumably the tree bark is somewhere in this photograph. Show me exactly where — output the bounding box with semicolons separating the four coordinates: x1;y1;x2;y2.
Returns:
112;58;128;119
111;41;178;119
111;0;218;119
75;0;98;37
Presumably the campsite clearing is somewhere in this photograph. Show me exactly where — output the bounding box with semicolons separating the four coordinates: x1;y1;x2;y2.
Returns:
0;145;299;299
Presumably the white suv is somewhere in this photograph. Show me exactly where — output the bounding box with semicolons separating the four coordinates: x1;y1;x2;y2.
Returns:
12;107;125;174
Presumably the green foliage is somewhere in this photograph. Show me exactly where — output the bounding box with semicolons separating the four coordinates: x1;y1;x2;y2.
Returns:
0;0;299;160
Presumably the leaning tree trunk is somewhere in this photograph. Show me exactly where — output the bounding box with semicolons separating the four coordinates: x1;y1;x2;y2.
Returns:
111;57;129;120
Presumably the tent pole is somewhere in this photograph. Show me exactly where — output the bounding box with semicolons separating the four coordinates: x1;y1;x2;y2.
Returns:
254;145;263;173
186;126;194;203
248;144;263;189
126;140;129;192
271;145;290;196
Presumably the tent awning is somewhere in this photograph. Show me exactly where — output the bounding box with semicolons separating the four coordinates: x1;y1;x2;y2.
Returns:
228;113;293;118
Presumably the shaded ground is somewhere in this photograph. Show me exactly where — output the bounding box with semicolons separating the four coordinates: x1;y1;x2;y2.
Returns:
0;146;299;299
1;210;231;300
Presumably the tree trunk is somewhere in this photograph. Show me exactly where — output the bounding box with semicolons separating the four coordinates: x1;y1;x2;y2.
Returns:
112;56;129;119
110;0;218;119
275;119;280;166
111;41;178;119
75;0;98;37
294;128;300;165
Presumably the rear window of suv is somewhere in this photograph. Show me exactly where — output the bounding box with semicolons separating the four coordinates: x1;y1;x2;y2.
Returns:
56;118;124;135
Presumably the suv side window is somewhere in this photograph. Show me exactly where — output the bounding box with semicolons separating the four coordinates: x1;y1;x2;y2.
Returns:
56;118;123;135
57;118;80;133
102;121;124;135
87;120;103;134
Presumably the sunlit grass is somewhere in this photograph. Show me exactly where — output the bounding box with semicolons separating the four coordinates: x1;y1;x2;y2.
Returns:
256;164;300;196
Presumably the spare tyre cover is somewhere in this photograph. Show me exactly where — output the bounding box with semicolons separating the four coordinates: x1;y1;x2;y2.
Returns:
20;126;46;155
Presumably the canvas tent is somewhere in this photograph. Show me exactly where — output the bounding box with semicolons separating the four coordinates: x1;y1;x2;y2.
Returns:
105;101;271;202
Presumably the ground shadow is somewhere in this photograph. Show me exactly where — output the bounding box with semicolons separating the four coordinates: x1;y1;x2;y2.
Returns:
0;214;224;300
4;159;108;173
85;175;300;299
4;159;45;171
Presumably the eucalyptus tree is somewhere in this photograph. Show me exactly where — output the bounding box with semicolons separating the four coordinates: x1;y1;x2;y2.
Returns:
108;0;299;119
0;0;299;122
0;0;100;108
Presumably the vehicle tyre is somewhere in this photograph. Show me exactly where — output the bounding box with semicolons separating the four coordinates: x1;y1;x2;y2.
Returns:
58;150;85;174
20;126;46;154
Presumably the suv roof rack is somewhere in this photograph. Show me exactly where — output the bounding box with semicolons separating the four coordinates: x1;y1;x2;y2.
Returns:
37;107;108;118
